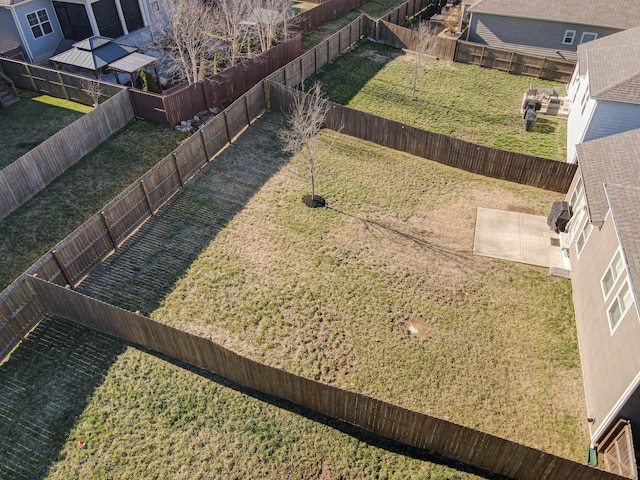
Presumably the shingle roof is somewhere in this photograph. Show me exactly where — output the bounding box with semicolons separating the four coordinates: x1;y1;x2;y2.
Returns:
577;129;640;223
587;45;640;103
468;0;640;29
577;26;640;74
606;184;640;299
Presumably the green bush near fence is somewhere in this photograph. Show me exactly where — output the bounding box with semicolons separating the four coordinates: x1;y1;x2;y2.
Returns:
308;41;568;161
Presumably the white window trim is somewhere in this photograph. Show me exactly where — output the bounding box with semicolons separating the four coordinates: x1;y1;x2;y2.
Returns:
575;219;593;259
563;29;576;45
580;32;598;43
26;8;53;39
600;248;625;300
607;280;634;335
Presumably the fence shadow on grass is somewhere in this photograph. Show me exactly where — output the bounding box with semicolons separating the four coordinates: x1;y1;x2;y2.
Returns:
0;316;125;480
147;347;509;480
76;112;290;316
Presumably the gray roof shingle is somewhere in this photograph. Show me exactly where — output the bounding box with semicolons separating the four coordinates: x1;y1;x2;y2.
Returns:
577;129;640;223
577;26;640;74
468;0;640;29
587;45;640;103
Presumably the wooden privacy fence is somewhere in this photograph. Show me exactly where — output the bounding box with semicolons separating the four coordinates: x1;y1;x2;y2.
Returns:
373;19;457;60
267;16;362;88
0;89;135;221
129;36;301;126
0;57;123;105
454;41;576;83
0;82;266;361
268;82;577;193
293;0;366;33
27;276;626;480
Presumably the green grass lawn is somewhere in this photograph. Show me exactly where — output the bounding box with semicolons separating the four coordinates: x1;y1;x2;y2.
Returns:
72;113;588;470
0;119;186;290
308;42;568;161
0;89;92;169
0;317;487;480
301;0;409;51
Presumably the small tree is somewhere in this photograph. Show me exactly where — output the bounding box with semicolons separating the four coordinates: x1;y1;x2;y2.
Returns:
152;0;225;84
82;79;104;107
443;4;461;34
412;21;436;99
280;83;329;208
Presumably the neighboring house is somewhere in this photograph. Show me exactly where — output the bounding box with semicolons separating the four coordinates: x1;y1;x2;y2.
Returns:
564;127;640;454
565;26;640;163
0;0;156;63
466;0;640;62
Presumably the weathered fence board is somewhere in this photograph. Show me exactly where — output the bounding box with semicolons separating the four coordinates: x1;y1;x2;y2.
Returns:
375;20;457;60
269;82;576;192
0;89;135;221
29;277;627;480
454;41;575;83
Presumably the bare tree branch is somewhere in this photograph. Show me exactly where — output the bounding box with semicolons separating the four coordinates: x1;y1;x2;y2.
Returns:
279;83;329;203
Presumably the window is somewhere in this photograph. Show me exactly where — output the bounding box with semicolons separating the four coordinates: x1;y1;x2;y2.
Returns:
26;9;53;39
569;177;583;208
608;281;634;333
601;250;625;299
563;30;576;45
580;32;598;44
576;221;592;256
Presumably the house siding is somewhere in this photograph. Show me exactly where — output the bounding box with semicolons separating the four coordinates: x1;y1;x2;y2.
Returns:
566;72;595;163
584;101;640;145
468;13;619;61
13;0;63;63
0;7;22;54
569;193;640;443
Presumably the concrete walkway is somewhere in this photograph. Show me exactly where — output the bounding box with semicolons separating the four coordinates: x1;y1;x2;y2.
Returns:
473;207;569;271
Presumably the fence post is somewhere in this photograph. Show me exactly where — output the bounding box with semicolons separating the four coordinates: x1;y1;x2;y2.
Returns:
508;51;515;73
51;249;73;288
243;94;251;125
538;57;547;78
199;129;210;160
140;179;154;214
101;211;118;250
0;304;26;342
478;45;486;66
314;46;318;73
263;79;271;110
172;153;184;187
223;112;232;142
56;71;69;100
25;63;37;91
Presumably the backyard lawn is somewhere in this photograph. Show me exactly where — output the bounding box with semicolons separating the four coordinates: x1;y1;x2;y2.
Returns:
0;119;186;290
301;0;409;50
67;112;588;473
308;41;568;161
0;89;92;169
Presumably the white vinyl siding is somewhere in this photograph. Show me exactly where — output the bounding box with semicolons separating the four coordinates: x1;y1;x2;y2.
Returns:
601;250;624;299
563;29;576;45
608;281;633;333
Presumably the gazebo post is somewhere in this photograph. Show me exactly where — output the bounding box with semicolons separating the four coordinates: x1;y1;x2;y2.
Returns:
114;70;121;85
153;64;162;92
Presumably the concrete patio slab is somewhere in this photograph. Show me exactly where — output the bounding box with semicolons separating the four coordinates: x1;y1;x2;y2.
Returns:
473;207;569;270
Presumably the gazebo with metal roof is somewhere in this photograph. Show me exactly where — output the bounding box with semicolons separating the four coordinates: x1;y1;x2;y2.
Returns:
50;36;137;79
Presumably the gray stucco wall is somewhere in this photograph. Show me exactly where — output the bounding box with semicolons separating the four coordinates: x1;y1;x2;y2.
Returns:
468;13;620;61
